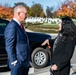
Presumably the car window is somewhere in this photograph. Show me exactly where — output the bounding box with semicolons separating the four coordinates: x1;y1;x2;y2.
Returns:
0;23;6;34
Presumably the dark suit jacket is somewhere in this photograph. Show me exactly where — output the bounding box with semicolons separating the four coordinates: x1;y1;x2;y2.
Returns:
50;35;75;75
4;20;30;67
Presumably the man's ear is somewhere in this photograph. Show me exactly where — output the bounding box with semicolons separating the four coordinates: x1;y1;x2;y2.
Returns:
18;12;20;16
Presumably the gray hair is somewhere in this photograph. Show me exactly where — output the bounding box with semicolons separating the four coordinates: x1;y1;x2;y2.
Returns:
14;5;26;14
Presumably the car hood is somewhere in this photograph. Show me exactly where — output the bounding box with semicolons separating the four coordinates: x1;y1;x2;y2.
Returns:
26;32;51;42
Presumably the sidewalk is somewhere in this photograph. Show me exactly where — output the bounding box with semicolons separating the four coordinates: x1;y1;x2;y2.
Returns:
25;28;33;32
0;67;75;75
29;67;75;75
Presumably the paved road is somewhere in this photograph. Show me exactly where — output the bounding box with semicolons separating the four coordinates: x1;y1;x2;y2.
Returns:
0;66;75;75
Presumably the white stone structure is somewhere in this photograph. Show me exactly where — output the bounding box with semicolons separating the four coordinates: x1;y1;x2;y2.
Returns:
25;17;76;24
25;17;60;24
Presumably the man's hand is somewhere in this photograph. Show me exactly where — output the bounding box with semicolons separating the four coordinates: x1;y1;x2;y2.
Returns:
11;60;17;66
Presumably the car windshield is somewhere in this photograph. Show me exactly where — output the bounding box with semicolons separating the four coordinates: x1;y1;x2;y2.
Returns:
0;23;6;34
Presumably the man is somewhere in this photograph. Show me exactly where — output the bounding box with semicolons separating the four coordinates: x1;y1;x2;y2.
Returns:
4;5;30;75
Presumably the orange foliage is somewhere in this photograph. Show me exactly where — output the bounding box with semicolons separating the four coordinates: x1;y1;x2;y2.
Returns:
0;5;13;20
57;4;72;17
56;2;76;18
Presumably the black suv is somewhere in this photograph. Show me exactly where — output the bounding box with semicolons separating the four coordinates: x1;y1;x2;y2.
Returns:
0;18;53;69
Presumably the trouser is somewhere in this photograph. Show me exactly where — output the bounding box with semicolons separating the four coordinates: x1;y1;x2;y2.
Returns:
9;61;29;75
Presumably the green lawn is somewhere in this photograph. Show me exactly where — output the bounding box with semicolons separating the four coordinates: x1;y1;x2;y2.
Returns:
74;21;76;25
24;20;76;33
26;24;59;33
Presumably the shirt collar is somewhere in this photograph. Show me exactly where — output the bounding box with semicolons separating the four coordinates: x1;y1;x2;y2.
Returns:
13;18;21;26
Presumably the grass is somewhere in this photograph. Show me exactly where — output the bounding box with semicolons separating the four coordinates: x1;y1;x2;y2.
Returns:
24;21;76;33
74;21;76;25
25;24;59;33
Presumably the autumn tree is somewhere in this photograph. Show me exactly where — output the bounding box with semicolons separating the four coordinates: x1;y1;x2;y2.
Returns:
68;0;76;18
0;5;13;20
56;0;76;18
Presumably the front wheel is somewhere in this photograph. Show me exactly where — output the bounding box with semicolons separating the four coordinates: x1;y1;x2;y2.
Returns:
31;47;49;69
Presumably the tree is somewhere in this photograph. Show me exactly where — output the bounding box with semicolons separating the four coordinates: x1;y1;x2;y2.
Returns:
68;0;76;18
56;0;76;18
46;6;54;18
31;3;44;17
0;5;13;20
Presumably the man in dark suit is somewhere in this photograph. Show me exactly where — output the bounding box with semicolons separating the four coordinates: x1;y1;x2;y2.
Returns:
4;5;30;75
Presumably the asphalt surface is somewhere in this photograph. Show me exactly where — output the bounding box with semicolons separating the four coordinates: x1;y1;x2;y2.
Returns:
0;66;75;75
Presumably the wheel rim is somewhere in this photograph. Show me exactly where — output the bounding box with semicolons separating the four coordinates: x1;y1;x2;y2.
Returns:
34;51;46;66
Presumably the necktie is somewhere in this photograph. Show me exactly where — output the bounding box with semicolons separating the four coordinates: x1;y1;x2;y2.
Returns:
20;24;24;30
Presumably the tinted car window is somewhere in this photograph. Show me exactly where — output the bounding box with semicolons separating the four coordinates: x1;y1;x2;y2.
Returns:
0;23;6;34
0;18;9;34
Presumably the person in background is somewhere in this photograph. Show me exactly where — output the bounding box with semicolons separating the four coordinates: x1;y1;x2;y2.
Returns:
4;5;30;75
41;16;76;75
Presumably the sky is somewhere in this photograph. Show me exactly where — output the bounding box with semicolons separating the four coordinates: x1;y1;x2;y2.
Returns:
0;0;66;12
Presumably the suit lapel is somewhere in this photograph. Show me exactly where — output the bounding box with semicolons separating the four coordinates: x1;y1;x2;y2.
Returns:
12;19;26;34
11;20;29;42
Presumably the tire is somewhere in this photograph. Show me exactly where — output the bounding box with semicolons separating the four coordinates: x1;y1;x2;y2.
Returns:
31;47;49;69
